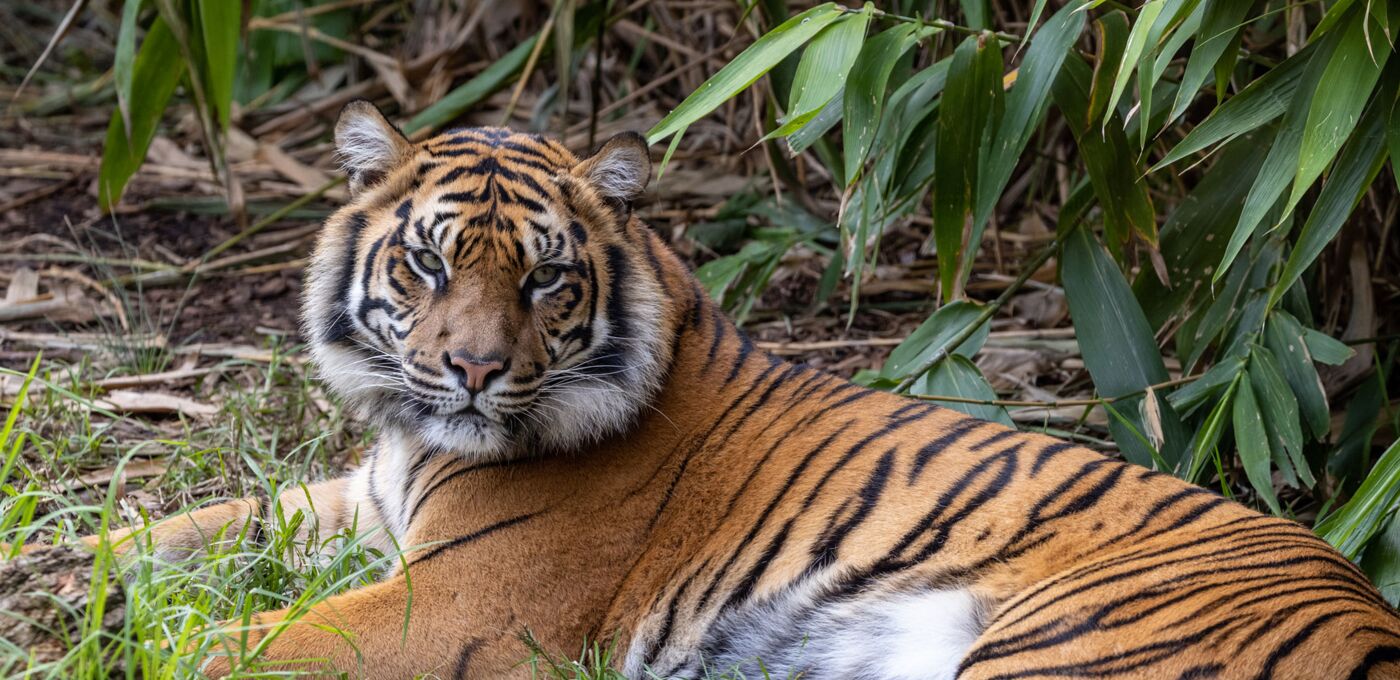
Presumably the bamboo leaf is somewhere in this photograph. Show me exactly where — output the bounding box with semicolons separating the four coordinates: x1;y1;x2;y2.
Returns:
1152;42;1316;171
1285;7;1390;214
768;6;870;140
1272;84;1393;307
1212;23;1349;284
1318;438;1400;559
198;0;240;130
1062;226;1181;467
1135;133;1270;326
98;17;184;212
647;3;843;145
1062;226;1171;396
1087;11;1129;127
1304;328;1355;365
1103;0;1166;124
1168;354;1245;416
1184;374;1238;481
842;23;921;184
1168;0;1253;125
881;301;990;379
934;34;1003;298
1053;56;1157;248
916;356;1014;427
113;0;143;140
1264;311;1330;440
1233;375;1281;514
1249;344;1313;487
973;0;1086;240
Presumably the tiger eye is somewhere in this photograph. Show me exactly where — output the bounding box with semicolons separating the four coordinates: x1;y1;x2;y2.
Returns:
415;250;444;272
531;265;560;286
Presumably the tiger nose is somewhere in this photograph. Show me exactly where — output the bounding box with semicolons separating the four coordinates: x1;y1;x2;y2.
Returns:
445;351;507;394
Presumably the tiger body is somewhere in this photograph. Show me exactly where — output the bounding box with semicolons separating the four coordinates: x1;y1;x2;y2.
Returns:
78;104;1400;679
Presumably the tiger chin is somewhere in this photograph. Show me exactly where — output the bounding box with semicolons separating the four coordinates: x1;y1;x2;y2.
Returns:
68;101;1400;679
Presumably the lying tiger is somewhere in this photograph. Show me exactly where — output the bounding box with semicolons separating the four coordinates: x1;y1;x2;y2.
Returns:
75;101;1400;678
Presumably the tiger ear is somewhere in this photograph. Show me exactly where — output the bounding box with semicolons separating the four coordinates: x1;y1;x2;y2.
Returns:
574;132;651;205
334;100;412;195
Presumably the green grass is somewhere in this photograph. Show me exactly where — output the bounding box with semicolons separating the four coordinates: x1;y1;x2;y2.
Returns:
0;342;397;678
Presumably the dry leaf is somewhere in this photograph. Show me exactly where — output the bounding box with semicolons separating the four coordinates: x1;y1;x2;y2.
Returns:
95;390;217;418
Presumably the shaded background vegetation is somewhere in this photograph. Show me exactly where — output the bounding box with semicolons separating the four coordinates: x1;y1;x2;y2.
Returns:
0;0;1398;676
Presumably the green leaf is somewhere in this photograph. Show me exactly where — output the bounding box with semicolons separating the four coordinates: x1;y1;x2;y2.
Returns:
98;17;185;212
1022;0;1051;48
405;35;539;135
881;301;990;379
1102;0;1166;124
1184;374;1238;481
1167;0;1252;125
1151;42;1316;170
1135;132;1270;326
1233;376;1281;515
1062;226;1181;467
1359;509;1400;607
1054;56;1156;248
1304;328;1355;365
1318;438;1400;560
1212;23;1349;285
973;0;1087;244
788;86;844;155
916;355;1014;427
1264;311;1331;441
198;0;240;130
934;34;1004;298
647;3;843;145
112;0;143;140
1168;354;1245;416
842;23;921;184
1087;11;1129;127
1061;226;1171;396
1391;85;1400;192
769;7;870;140
1273;76;1395;307
1285;7;1391;215
1249;344;1313;487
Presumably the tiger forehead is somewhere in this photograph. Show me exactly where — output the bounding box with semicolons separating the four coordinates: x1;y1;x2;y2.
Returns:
422;127;578;171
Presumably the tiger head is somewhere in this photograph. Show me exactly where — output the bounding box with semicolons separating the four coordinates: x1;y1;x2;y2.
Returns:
303;101;674;461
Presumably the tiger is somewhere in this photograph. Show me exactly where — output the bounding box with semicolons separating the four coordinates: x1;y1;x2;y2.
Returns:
52;100;1400;679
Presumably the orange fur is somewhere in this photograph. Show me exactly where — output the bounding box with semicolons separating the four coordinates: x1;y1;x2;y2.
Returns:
62;106;1400;679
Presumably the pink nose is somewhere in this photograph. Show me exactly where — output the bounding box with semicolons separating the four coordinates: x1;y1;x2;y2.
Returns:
447;352;506;394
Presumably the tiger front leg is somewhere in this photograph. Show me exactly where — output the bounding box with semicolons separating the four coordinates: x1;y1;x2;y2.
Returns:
198;567;506;679
7;477;354;564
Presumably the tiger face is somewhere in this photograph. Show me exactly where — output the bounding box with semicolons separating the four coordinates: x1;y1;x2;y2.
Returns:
303;101;671;461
